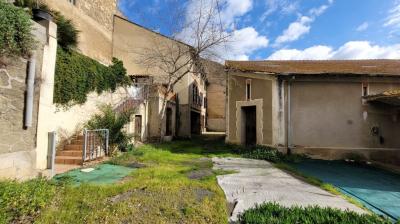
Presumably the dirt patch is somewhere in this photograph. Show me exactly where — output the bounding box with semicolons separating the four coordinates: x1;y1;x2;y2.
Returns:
126;162;146;169
195;188;214;202
108;187;148;204
182;158;212;169
109;191;134;204
187;169;214;180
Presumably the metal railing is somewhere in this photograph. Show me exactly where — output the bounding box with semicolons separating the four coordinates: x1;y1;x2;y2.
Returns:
82;129;109;162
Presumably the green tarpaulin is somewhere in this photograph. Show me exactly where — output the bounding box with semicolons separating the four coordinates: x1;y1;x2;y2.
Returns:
54;164;134;186
292;160;400;222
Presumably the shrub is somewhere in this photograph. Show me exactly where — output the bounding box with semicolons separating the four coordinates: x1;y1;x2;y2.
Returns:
242;146;283;163
241;145;307;163
238;202;391;224
54;47;130;106
0;178;55;223
86;104;135;153
0;1;34;58
52;11;79;49
14;1;79;49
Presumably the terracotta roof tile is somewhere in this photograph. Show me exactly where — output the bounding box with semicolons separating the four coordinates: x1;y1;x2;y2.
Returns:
225;60;400;76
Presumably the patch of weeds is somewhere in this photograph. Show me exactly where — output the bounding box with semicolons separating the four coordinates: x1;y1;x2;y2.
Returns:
241;145;307;163
238;202;392;224
0;178;56;223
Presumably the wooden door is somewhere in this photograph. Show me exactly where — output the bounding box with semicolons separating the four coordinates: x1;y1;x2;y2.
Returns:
135;115;142;141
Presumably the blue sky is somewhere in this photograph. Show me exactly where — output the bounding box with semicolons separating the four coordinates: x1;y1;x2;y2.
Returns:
119;0;400;61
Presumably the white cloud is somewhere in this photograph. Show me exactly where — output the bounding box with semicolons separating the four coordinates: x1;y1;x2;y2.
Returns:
220;0;253;28
384;0;400;33
215;27;269;60
267;41;400;60
275;16;312;45
356;22;369;32
260;0;299;22
177;0;268;61
274;0;334;46
268;45;332;60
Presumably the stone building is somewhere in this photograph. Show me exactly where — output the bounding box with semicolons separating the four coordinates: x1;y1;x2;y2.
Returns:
203;59;226;132
112;15;207;139
226;60;400;168
39;0;209;142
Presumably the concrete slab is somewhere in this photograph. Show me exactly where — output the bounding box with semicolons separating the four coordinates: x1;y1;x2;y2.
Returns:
212;157;366;222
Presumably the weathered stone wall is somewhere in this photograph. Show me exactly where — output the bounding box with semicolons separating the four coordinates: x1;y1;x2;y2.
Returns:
0;22;46;179
75;0;120;31
43;0;114;64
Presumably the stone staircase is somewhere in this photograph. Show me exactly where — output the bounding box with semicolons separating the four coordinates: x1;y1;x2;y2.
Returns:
55;135;85;165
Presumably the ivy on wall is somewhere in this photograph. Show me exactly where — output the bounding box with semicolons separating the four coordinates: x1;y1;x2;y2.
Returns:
0;1;34;58
54;47;131;107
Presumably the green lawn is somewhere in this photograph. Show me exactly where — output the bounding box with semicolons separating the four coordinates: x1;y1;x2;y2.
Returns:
1;136;233;224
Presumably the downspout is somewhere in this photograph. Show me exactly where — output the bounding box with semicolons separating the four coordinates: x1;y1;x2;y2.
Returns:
286;79;291;155
25;52;36;128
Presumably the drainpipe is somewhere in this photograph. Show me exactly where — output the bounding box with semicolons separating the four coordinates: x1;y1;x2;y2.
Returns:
25;52;36;128
286;80;292;155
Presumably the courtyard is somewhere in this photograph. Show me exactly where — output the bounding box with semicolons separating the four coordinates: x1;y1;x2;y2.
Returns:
1;136;398;223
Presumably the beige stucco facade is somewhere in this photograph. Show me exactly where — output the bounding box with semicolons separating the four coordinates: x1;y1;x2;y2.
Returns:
113;16;207;138
226;66;400;167
43;0;119;64
227;71;274;146
203;60;226;132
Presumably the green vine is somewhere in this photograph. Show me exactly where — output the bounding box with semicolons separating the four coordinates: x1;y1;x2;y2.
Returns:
54;47;131;107
0;1;34;58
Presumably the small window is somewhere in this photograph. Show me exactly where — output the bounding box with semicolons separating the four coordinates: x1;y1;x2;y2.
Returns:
246;79;251;101
362;83;369;97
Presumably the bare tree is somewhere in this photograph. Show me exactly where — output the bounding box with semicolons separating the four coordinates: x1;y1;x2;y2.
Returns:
135;0;231;140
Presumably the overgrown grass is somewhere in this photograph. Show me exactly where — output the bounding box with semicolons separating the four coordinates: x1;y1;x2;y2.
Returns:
0;179;56;223
238;202;392;224
26;141;229;223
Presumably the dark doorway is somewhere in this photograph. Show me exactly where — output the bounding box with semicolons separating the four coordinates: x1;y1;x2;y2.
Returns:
166;108;173;136
191;111;201;135
243;106;256;146
134;115;142;141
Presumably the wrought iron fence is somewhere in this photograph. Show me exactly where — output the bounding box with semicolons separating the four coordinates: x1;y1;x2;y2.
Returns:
82;129;109;162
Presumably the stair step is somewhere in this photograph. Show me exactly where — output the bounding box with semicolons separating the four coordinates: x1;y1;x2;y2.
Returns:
57;150;83;157
64;144;83;151
71;139;84;145
55;156;83;165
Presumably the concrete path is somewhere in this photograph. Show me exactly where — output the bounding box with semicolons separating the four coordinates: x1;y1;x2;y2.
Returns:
212;157;365;222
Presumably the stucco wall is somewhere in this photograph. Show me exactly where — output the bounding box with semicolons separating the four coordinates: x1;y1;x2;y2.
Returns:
113;16;207;138
204;60;226;132
43;0;114;64
290;79;400;149
226;72;273;145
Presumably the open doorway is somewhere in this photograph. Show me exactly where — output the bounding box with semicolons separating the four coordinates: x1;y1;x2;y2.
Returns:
242;106;256;146
166;108;173;136
191;111;201;135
